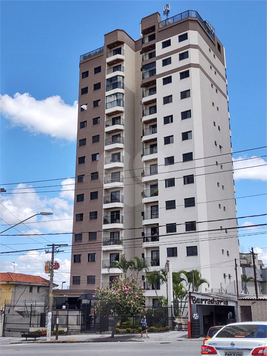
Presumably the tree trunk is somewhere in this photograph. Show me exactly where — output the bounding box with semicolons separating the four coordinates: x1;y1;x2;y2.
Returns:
111;316;119;338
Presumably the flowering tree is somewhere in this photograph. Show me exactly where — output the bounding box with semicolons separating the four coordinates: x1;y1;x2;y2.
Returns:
94;277;145;337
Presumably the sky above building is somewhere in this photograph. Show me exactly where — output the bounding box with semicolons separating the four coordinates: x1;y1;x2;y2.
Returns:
0;0;266;288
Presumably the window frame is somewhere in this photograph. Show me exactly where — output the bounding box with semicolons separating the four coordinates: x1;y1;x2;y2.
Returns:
165;178;175;188
166;223;177;233
167;247;178;257
186;246;198;256
166;200;176;210
162;57;171;66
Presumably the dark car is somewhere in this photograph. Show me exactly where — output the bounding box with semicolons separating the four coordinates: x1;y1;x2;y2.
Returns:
203;326;223;344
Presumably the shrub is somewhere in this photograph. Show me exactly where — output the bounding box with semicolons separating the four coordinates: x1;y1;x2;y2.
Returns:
148;326;156;332
121;321;133;329
126;328;133;333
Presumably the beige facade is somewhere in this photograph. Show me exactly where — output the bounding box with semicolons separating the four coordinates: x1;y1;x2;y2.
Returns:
70;10;240;304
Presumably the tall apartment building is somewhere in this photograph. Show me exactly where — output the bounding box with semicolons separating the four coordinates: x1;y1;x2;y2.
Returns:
70;10;240;305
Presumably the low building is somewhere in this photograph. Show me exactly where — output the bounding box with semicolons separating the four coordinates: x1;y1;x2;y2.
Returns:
240;252;266;295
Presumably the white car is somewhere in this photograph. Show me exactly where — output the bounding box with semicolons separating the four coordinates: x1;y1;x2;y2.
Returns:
201;321;267;356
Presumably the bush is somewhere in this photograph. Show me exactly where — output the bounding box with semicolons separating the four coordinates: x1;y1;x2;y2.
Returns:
148;326;156;332
126;328;133;333
121;321;133;329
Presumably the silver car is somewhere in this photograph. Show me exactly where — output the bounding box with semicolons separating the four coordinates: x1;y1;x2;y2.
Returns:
201;322;267;356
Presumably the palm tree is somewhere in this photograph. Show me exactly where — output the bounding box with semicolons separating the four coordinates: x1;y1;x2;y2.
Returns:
110;254;134;278
146;270;167;297
132;256;148;277
172;271;187;316
241;274;254;294
180;270;209;292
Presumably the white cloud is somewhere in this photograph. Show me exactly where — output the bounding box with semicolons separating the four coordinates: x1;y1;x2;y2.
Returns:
254;247;267;266
241;221;259;231
60;178;75;201
233;156;267;181
0;93;78;141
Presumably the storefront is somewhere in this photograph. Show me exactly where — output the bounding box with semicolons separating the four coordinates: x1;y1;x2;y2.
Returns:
188;292;238;337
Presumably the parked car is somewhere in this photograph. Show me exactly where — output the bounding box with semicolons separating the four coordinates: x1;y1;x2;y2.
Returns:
203;326;223;344
201;321;267;355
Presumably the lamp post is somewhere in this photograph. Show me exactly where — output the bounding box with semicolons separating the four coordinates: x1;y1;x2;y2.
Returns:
0;211;53;234
62;281;66;289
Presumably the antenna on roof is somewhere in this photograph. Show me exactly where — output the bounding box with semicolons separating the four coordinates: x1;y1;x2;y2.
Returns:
163;4;170;18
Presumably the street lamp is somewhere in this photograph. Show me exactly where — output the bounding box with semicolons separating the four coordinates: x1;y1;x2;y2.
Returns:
62;281;66;289
0;211;53;234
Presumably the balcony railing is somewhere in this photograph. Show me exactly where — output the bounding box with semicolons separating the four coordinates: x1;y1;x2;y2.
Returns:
102;259;120;268
80;46;104;62
141;166;158;177
143;281;160;290
142;69;156;79
142;33;156;44
106;82;124;92
142;188;158;198
143;234;159;243
143;127;157;136
143;106;157;116
103;215;124;224
107;48;125;58
142;146;157;157
105;136;124;146
106;99;124;110
103;238;123;246
142;51;156;61
103;195;124;204
145;257;160;266
158;10;215;41
105;155;124;164
144;210;159;219
142;88;157;98
104;175;124;184
105;118;124;127
107;66;125;75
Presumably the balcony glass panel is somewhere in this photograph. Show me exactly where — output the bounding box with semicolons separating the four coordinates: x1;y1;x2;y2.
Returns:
107;47;124;58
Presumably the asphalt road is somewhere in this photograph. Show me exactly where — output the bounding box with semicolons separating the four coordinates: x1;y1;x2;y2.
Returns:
1;340;202;356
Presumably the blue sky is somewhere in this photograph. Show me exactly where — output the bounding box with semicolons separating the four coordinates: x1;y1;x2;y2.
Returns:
0;1;266;287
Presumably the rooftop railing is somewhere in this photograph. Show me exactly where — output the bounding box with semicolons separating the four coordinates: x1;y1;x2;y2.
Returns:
80;46;104;62
158;10;215;41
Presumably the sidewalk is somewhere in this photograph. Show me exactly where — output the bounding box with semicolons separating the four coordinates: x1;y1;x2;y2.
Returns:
0;331;201;345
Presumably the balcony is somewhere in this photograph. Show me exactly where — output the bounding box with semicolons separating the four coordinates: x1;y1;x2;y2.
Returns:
142;188;158;204
141;165;158;183
142;33;156;44
106;81;124;92
142;68;156;80
142;106;157;123
142;126;157;142
102;259;121;271
142;51;156;62
107;65;125;76
105;136;124;151
143;281;160;290
106;48;125;65
103;194;124;209
105;117;124;133
142;88;157;105
143;234;159;243
105;98;124;116
103;214;124;230
142;146;157;162
145;257;160;267
104;174;124;189
102;238;123;251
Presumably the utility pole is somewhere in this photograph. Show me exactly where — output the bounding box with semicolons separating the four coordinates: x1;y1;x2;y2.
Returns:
46;243;68;341
165;260;173;328
234;258;239;298
251;247;258;299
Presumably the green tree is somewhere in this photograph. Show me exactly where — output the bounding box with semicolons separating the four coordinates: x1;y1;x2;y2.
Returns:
172;271;187;316
132;256;148;277
110;254;134;278
94;277;145;337
146;270;167;298
241;274;254;294
180;270;209;292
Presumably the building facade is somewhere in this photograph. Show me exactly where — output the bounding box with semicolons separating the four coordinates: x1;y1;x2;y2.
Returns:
70;10;240;305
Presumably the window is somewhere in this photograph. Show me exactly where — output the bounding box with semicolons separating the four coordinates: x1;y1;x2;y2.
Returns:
73;276;80;285
151;250;159;266
87;275;95;284
150;164;158;175
164;115;173;125
29;286;33;293
80;120;87;129
183;152;193;162
166;223;176;233
92;135;100;143
93;99;100;107
78;156;85;164
94;82;101;90
165;156;174;165
77;174;85;183
166;200;176;210
90;211;97;220
164;135;174;145
93;117;100;125
76;213;83;222
90;191;98;200
92;153;99;161
151;205;158;219
106;75;124;91
163;95;172;105
81;87;88;95
89;231;97;241
149;105;157;115
88;253;96;262
110;253;119;263
182;131;192;141
75;233;82;242
111;190;120;202
94;66;101;74
37;287;40;293
79;138;86;146
180;89;190;99
167;247;177;257
183;174;194;185
163;76;172;85
165;178;175;188
162;39;171;48
110;231;120;242
185;221;196;231
74;254;81;263
162;57;171;66
77;194;84;202
184;197;195;207
180;70;190;79
82;71;88;78
186;246;198;256
179;51;189;61
91;171;99;180
217;42;221;53
178;33;188;42
181;110;191;120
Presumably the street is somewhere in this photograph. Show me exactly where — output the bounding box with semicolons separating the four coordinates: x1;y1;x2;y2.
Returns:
1;340;202;356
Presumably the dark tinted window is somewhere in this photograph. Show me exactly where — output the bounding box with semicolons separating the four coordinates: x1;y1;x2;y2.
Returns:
164;115;173;125
81;87;88;95
179;51;189;61
82;71;89;78
179;33;188;42
163;76;172;85
162;39;171;48
181;110;191;120
187;246;198;256
162;57;171;66
94;66;101;74
166;223;176;233
216;324;267;339
167;247;177;257
80;120;87;129
180;70;190;79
